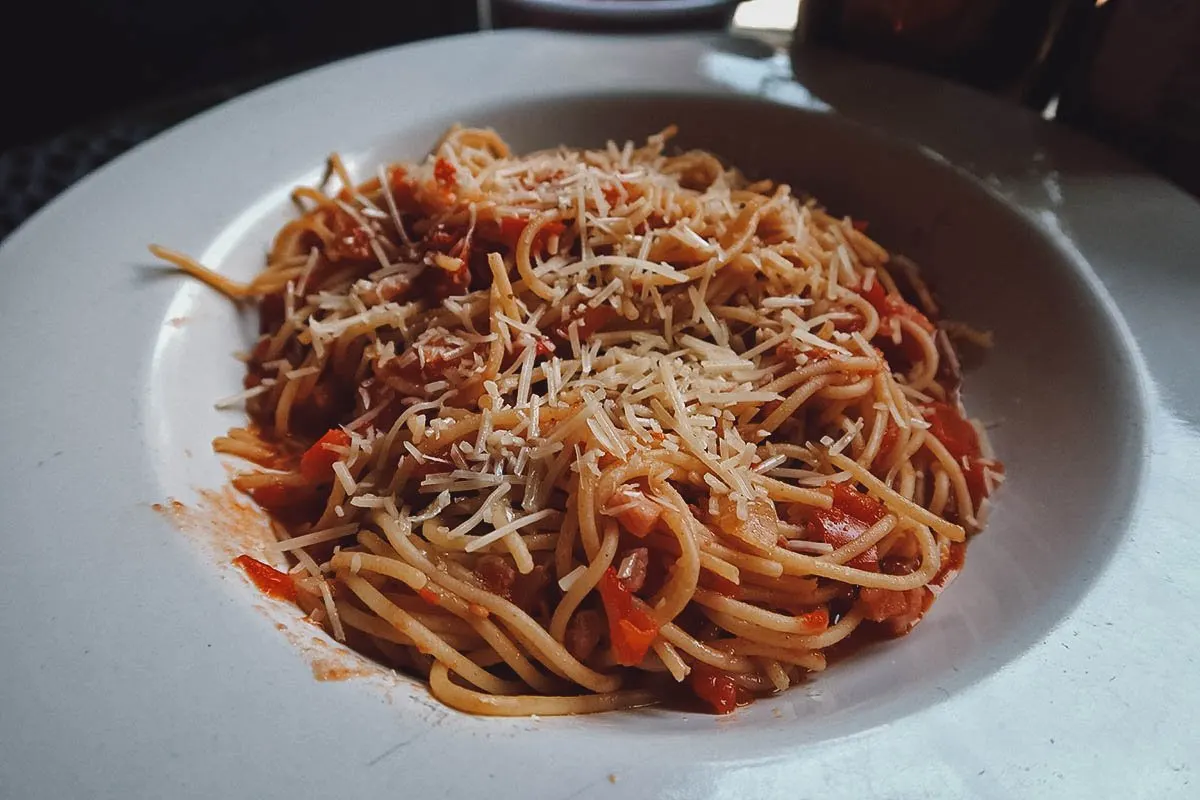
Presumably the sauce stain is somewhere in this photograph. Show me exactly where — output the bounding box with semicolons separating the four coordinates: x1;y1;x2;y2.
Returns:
154;486;396;688
152;485;275;560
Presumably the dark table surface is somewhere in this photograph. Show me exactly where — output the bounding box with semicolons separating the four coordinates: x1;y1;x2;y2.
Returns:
0;1;480;241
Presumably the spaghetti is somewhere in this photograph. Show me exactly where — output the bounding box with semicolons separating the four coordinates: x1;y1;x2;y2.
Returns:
153;127;1002;716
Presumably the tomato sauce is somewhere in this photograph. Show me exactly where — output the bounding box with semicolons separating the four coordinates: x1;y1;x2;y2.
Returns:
234;555;298;602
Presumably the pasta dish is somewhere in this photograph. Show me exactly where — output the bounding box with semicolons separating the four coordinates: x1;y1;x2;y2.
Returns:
152;126;1002;716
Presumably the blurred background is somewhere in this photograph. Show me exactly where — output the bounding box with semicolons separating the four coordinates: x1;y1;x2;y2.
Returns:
2;0;1196;239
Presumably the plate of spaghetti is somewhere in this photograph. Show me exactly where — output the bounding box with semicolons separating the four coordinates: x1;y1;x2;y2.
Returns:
2;30;1197;800
153;124;1001;717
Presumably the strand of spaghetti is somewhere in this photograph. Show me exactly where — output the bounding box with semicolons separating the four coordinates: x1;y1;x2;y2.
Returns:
149;244;251;299
272;376;301;436
899;316;941;392
819;375;875;401
774;520;939;589
761;659;792;692
330;551;427;589
819;514;897;565
429;663;654;717
839;290;882;341
731;671;781;693
548;525;619;642
515;211;561;300
652;639;690;682
487;252;522;322
760;375;835;434
575;459;602;559
351;533;561;692
291;185;338;210
644;531;743;585
375;512;623;693
898;461;917;501
656;623;755;673
695;590;837;639
247;265;306;295
312;471;351;530
922;433;979;529
758;356;878;396
929;468;951;518
704;607;864;651
375;400;441;471
751;475;833;508
371;598;479;638
347;610;490;653
857;375;892;468
554;479;581;580
341;572;523;695
328;153;355;192
719;641;826;671
431;598;560;693
829;451;966;541
213;436;278;466
467;506;555;554
699;540;785;579
736;582;841;610
683;193;771;278
644;481;702;625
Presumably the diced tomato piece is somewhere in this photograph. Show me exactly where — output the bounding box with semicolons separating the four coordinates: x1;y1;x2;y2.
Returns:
597;568;659;666
299;428;351;483
860;281;934;333
615;617;657;663
832;482;887;525
434;157;457;189
795;606;830;633
860;279;889;318
234;555;297;602
495;217;527;245
689;665;746;715
245;476;313;511
924;402;980;461
811;508;879;571
883;294;935;333
386;165;409;192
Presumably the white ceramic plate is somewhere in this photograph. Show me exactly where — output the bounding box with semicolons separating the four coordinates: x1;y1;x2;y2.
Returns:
2;31;1198;799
